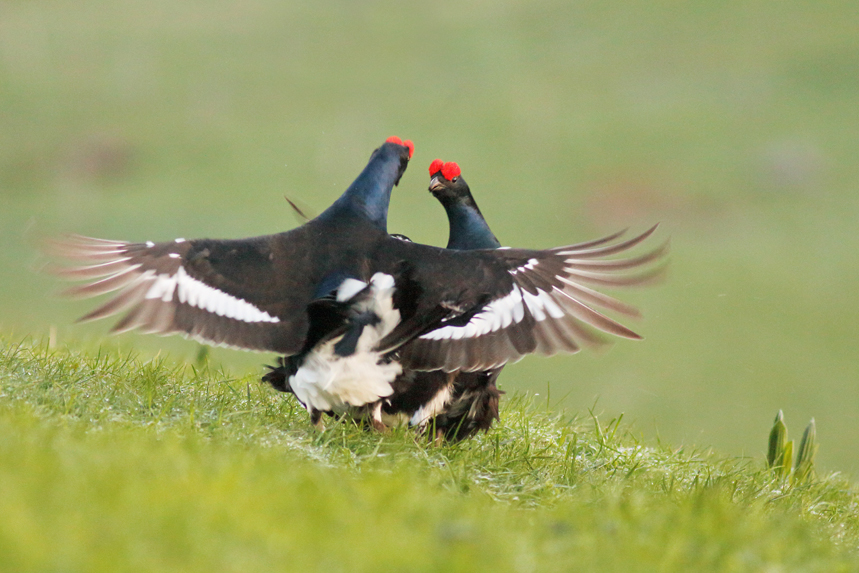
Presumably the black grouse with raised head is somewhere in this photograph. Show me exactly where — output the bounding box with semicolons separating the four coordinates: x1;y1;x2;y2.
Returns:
382;160;505;440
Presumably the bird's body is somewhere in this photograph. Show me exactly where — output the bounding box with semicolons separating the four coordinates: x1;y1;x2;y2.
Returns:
286;272;402;420
51;137;666;433
380;160;505;440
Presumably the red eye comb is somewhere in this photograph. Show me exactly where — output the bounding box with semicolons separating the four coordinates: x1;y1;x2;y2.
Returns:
441;162;460;180
429;159;444;176
385;136;414;159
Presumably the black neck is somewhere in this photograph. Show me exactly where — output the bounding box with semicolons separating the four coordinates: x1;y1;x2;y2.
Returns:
319;143;406;232
440;192;501;250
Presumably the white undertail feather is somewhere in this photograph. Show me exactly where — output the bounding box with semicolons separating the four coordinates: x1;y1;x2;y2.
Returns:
410;380;454;427
336;278;369;302
289;273;403;413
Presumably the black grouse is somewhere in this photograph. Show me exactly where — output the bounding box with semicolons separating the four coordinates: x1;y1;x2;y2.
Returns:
382;160;506;440
50;137;666;430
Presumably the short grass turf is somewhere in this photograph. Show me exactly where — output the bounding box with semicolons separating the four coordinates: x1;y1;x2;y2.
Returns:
4;0;859;477
1;337;858;572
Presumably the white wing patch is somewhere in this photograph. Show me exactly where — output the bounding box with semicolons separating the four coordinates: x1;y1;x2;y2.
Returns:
421;285;527;341
510;258;538;275
521;287;565;321
144;266;280;324
420;278;572;342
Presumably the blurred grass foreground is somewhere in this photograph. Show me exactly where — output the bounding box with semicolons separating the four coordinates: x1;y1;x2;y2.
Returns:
2;337;859;571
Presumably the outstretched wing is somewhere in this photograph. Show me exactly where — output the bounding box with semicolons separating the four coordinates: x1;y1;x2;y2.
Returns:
47;223;666;369
46;231;316;354
396;225;667;372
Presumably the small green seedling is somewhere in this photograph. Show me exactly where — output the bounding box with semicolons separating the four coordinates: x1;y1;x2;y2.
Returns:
766;409;818;485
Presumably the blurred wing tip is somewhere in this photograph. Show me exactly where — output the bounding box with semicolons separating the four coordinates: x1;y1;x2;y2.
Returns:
58;285;89;300
632;259;670;287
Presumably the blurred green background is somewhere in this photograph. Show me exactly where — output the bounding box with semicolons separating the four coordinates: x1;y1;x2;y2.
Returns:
2;0;858;475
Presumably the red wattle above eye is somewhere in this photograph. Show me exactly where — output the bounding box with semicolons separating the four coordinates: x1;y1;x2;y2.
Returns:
386;136;414;159
441;162;461;180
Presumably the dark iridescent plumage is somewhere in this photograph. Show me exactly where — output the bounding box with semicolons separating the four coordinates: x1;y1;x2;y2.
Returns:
49;139;666;432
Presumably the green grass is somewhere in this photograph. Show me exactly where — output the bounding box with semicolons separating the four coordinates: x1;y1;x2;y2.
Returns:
3;0;859;476
4;2;859;567
2;336;858;572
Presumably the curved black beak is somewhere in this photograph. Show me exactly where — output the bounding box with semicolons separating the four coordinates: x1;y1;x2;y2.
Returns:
429;174;444;192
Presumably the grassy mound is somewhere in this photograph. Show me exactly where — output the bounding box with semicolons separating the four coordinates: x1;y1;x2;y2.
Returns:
1;337;857;572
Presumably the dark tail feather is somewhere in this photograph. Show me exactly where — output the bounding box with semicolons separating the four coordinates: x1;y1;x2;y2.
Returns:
262;357;295;393
433;369;504;442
